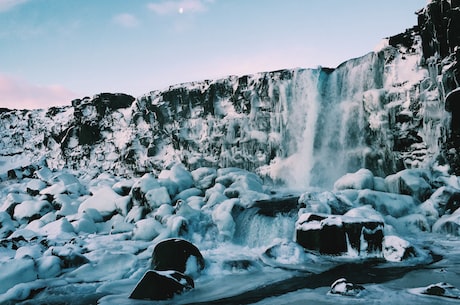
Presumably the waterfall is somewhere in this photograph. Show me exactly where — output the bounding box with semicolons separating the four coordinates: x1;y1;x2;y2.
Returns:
260;69;322;189
232;208;297;248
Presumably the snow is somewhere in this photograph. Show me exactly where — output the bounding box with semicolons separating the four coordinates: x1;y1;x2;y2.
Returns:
333;168;375;191
78;185;121;217
0;164;459;304
1;8;460;302
0;258;36;294
382;235;412;262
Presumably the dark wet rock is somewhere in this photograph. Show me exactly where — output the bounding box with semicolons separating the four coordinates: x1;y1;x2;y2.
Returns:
413;282;460;299
295;213;384;256
150;238;205;275
58;253;90;269
129;270;194;300
329;278;365;297
222;259;257;271
252;195;300;216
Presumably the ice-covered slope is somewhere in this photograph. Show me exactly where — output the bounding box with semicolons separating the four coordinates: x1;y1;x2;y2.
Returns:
0;0;456;189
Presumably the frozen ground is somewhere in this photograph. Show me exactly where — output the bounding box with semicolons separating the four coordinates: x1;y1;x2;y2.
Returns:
1;163;460;304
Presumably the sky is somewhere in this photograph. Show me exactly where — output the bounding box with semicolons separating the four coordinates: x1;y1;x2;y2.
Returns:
0;0;427;110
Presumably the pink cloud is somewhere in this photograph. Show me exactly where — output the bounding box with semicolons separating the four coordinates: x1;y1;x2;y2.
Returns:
0;0;28;12
0;74;79;110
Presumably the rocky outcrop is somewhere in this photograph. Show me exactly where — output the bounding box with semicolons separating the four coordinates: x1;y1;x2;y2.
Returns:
129;270;194;300
1;0;458;187
415;0;460;175
295;213;384;256
150;238;205;275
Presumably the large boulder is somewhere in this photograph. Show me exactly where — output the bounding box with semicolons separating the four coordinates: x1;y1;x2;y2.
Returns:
129;270;194;300
295;213;384;256
333;168;375;191
356;189;417;218
130;173;161;207
432;209;460;236
192;167;217;190
252;195;300;216
150;238;205;276
384;169;432;201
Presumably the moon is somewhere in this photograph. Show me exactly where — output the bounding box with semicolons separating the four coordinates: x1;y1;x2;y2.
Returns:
178;7;184;14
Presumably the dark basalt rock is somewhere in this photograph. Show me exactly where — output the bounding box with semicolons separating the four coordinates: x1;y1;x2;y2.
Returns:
330;278;365;297
129;270;194;300
151;238;205;275
295;213;384;256
419;282;460;299
252;195;300;216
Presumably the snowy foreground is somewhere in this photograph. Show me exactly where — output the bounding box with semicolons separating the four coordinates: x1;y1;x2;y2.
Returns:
1;163;460;304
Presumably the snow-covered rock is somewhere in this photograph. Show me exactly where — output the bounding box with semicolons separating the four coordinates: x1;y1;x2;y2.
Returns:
13;200;53;223
0;258;37;294
132;218;164;240
432;209;460;236
145;186;171;209
356;189;417;218
130;173;161;206
382;235;416;262
37;255;62;278
295;212;384;256
329;278;365;297
169;164;195;193
78;185;121;218
333;168;374;191
192;167;217;190
384;169;432;201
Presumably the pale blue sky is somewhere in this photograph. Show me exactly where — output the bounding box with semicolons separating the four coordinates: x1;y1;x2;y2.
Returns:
0;0;427;109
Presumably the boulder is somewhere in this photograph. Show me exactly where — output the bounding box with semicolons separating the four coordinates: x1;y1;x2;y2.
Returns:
78;185;120;219
151;238;205;276
333;168;375;191
432;209;460;236
130;173;160;206
129;270;194;300
173;188;203;204
0;212;16;238
145;186;171;209
170;164;195;193
384;169;432;201
26;179;47;196
295;213;384;256
329;278;365;297
382;235;416;262
418;282;460;299
356;189;417;218
13;200;53;223
252;195;300;216
192;167;217;190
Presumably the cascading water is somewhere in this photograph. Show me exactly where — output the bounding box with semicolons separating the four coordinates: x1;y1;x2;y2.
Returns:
232;208;297;248
260;68;322;189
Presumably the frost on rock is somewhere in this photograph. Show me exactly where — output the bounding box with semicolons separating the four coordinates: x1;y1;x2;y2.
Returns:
78;185;121;218
329;278;365;297
333;168;375;191
382;235;416;262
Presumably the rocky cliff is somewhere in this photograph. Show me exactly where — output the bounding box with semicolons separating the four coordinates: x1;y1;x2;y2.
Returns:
1;0;458;188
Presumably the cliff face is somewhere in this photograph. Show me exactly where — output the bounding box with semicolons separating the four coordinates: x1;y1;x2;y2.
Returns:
0;0;457;188
416;0;460;174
